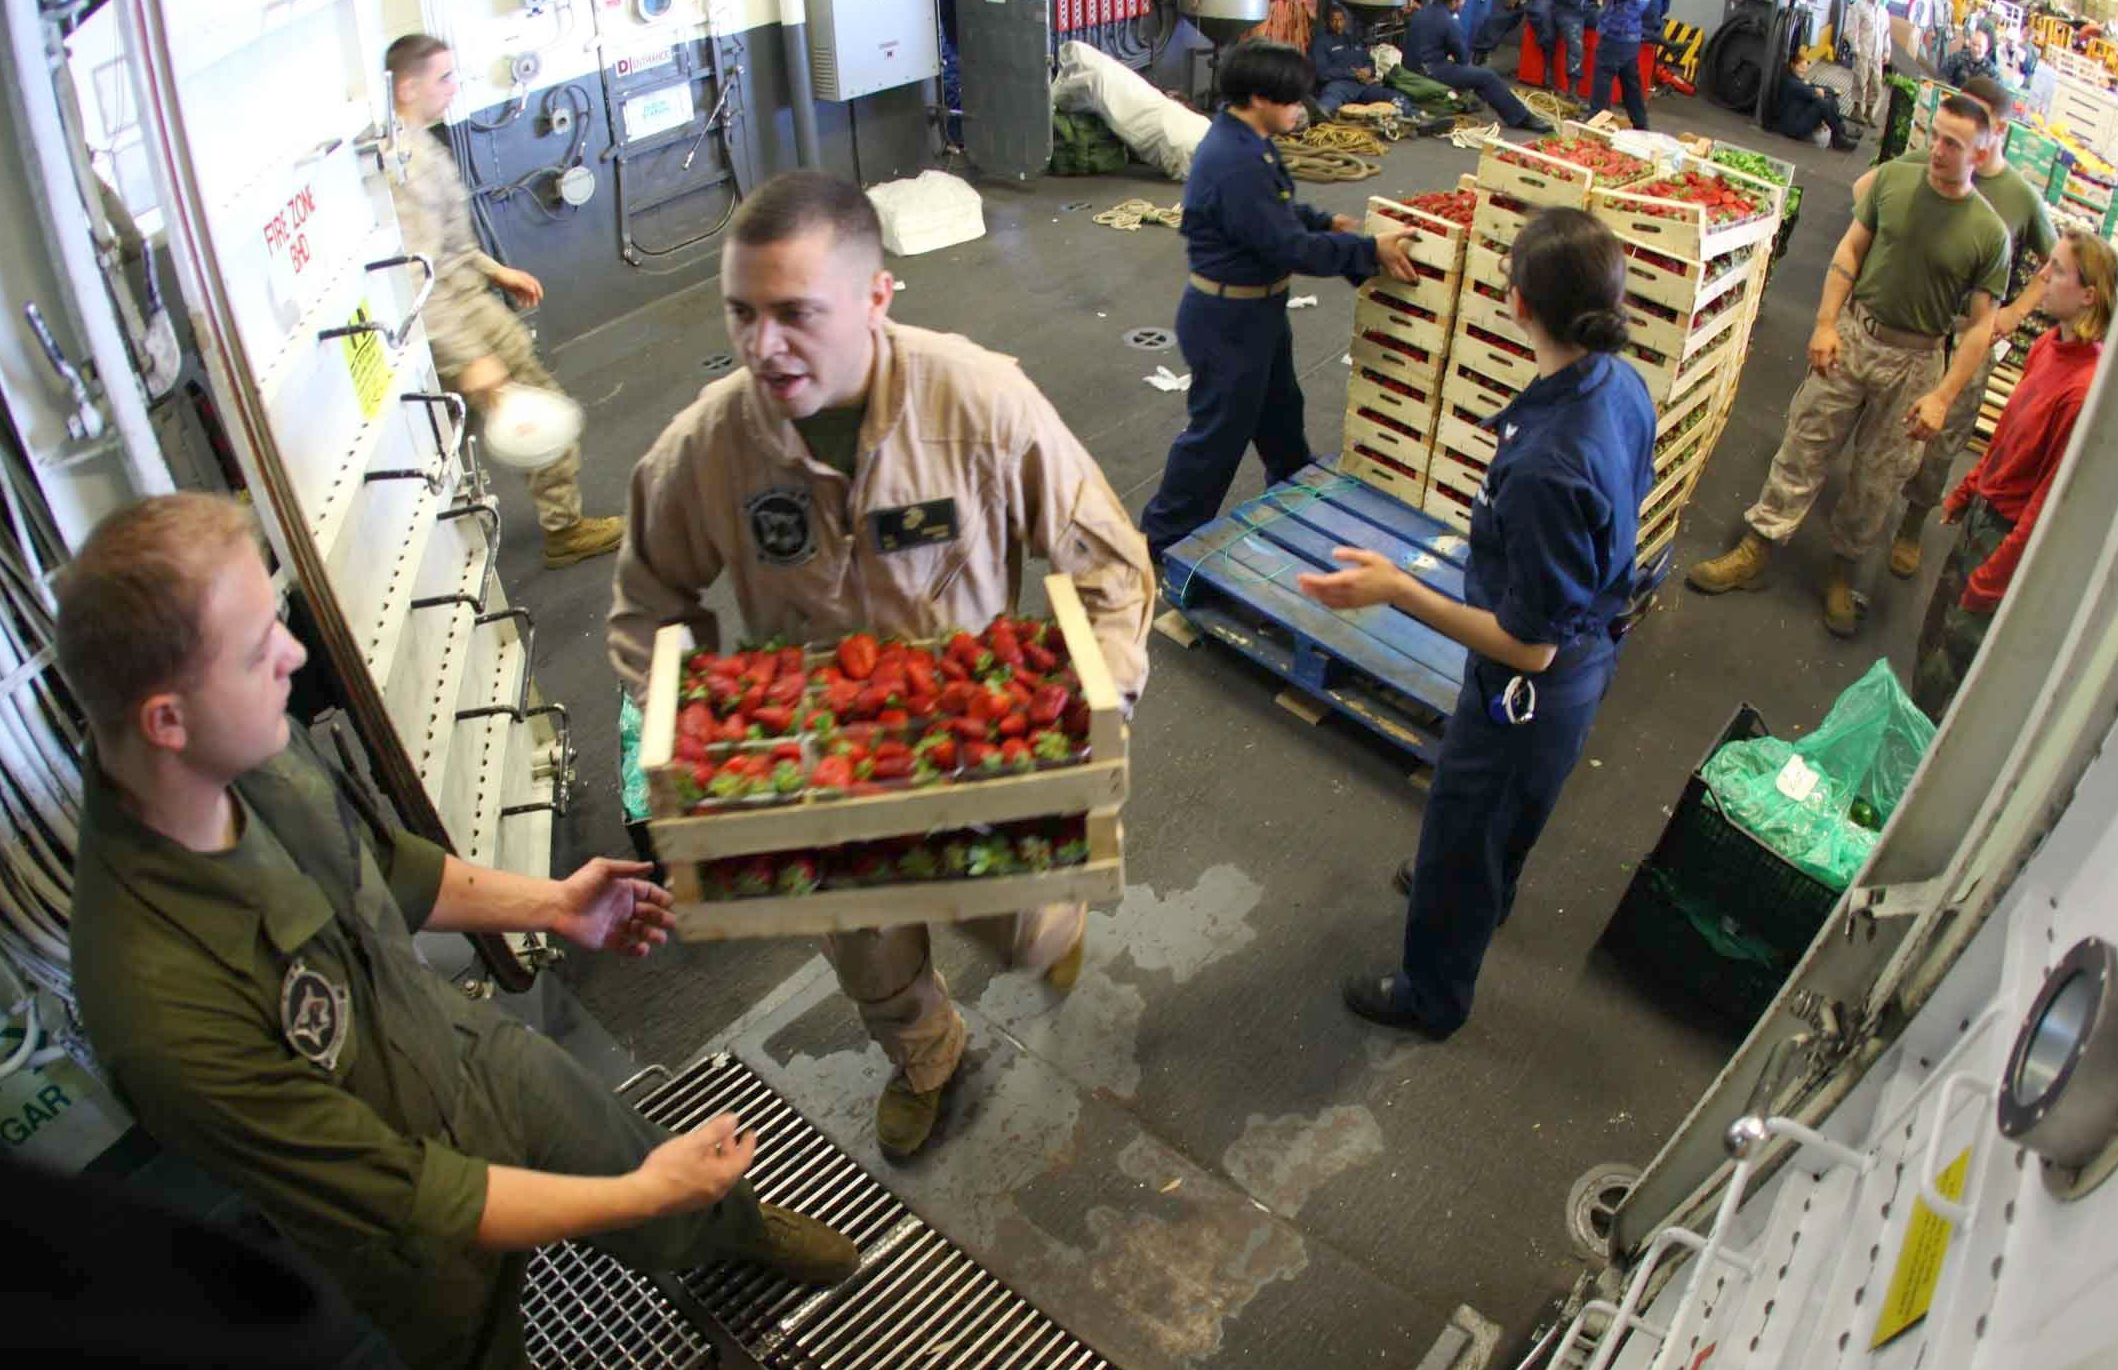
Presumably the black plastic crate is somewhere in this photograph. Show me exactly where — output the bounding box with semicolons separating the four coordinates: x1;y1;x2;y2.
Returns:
1599;704;1840;1028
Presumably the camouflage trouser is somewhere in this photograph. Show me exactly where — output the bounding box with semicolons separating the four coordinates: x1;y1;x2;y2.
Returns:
440;292;585;533
1745;304;1944;560
1911;496;2010;723
822;904;1087;1092
1903;347;1998;516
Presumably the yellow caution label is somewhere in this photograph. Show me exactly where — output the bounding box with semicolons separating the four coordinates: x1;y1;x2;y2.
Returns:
1872;1145;1970;1348
338;305;394;421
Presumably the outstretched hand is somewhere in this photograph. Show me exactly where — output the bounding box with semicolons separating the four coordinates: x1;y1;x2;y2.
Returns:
1296;546;1404;610
550;857;676;957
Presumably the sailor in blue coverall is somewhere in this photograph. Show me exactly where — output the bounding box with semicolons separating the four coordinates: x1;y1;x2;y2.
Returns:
1311;2;1403;118
1138;41;1419;563
1300;208;1655;1038
1405;0;1554;131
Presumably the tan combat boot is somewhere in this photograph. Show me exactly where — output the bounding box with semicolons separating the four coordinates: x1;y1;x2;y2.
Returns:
542;515;624;568
738;1205;861;1285
1823;556;1860;637
1888;510;1924;578
1686;531;1774;593
1045;924;1087;991
877;1067;952;1161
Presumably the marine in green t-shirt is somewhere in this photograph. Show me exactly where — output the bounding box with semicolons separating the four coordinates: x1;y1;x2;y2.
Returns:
1889;150;2058;301
1853;158;2012;339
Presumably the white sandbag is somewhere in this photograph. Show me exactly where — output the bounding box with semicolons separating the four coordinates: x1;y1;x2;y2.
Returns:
1051;40;1210;181
865;170;986;256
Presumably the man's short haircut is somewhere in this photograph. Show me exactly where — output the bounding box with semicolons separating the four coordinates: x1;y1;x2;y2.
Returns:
384;33;449;88
55;494;260;746
1938;92;1993;135
1960;74;2011;117
1220;41;1314;108
728;171;884;269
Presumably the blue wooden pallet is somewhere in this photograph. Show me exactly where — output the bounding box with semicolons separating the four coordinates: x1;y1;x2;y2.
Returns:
1162;465;1472;764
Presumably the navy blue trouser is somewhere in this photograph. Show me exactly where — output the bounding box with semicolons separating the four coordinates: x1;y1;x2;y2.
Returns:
1141;288;1309;560
1590;39;1649;128
1394;667;1604;1035
1319;78;1405;115
1426;61;1536;126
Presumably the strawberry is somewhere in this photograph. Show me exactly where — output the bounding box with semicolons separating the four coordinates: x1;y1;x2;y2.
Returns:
996;711;1029;738
813;754;854;790
776;855;820;896
1004;679;1033;709
752;705;795;735
739;681;766;716
777;645;806;678
905;654;937;696
836;632;880;681
1023;642;1059;674
770;760;805;794
848;848;895;886
803;708;837;732
734;856;777;898
1032;730;1071;762
946;631;982;666
709;768;754;801
938;655;970;682
948;715;990;742
969;687;1009;723
986;617;1025;668
878;708;910;728
765;672;805;707
1000;737;1033;769
921;736;959;770
870;752;913;780
903;690;940;718
715;714;750;744
1016;834;1054;872
823;678;862;718
675;733;709;763
964;740;1002;771
678;700;713;740
771;741;803;763
853;684;893;719
939;681;979;715
1028;683;1069;727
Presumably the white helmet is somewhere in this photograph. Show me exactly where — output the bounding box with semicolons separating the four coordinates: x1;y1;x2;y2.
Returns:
482;382;583;470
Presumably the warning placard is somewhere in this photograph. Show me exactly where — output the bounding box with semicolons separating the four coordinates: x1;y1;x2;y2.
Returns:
337;305;394;421
1872;1145;1970;1348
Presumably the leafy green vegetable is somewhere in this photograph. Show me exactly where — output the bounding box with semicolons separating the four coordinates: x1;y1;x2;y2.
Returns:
1710;146;1787;186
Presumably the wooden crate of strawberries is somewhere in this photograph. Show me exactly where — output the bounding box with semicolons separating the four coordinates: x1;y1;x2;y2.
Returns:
1591;155;1783;263
639;574;1127;938
1475;124;1657;211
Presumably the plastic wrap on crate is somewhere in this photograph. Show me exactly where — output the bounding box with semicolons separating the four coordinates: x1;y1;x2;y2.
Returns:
866;171;985;256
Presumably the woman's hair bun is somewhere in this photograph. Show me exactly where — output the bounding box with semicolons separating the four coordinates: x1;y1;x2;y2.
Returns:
1569;308;1631;353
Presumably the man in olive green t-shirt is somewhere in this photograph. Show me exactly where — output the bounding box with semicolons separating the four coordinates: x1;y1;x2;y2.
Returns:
1856;75;2060;576
1688;95;2010;638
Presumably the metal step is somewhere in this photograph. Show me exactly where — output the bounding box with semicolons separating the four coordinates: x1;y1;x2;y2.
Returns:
522;1052;1111;1370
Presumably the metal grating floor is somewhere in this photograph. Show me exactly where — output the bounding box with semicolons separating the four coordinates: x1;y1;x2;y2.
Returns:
522;1052;1111;1370
524;1240;716;1369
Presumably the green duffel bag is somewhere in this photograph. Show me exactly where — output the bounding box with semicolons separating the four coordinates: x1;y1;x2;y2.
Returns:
1050;110;1129;176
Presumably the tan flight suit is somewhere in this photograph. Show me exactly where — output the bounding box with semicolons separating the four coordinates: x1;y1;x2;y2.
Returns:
389;124;582;532
610;321;1154;1093
69;727;771;1370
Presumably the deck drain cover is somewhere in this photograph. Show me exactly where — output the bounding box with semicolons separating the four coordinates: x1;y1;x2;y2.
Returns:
1124;326;1174;351
1060;199;1092;211
702;352;736;374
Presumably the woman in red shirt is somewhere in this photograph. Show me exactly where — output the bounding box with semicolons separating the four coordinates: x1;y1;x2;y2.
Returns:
1913;229;2115;721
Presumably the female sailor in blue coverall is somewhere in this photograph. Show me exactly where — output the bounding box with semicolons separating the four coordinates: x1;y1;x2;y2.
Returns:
1299;208;1656;1038
1138;41;1420;564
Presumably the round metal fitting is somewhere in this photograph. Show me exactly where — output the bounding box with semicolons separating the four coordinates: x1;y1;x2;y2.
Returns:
1123;326;1175;351
2000;937;2118;1182
557;165;596;207
1566;1161;1642;1261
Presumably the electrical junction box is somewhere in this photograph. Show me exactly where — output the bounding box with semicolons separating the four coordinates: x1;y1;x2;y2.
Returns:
806;0;941;102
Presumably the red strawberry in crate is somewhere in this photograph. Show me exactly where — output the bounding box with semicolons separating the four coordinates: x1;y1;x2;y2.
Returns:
776;854;820;896
836;632;880;681
777;645;806;678
1023;641;1059;673
752;705;795;736
1028;683;1069;727
714;714;750;744
1015;833;1054;873
813;754;854;791
766;672;805;707
734;855;777;897
678;700;713;740
1000;737;1033;770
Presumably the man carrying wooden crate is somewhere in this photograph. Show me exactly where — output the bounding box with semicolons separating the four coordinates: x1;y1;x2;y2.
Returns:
608;173;1154;1160
1858;76;2058;578
1686;95;2011;638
